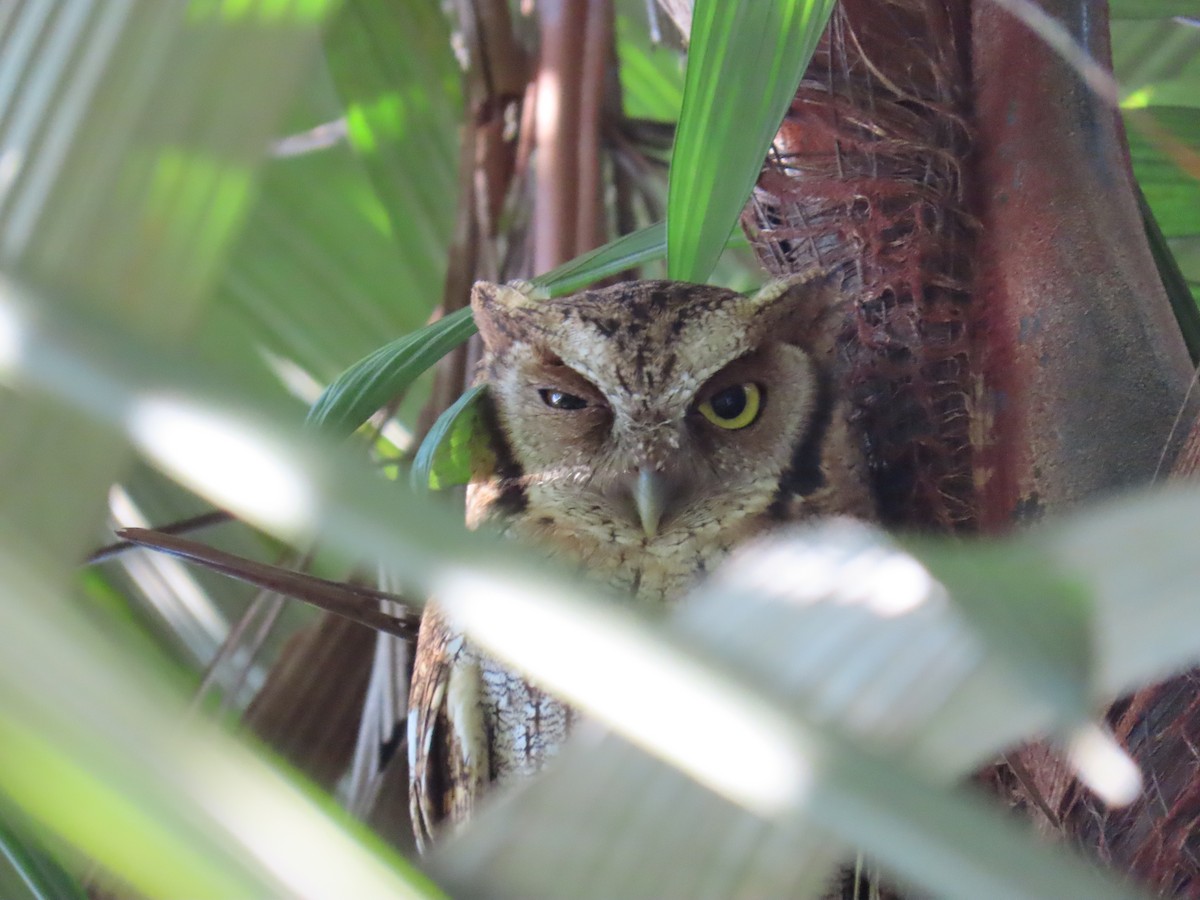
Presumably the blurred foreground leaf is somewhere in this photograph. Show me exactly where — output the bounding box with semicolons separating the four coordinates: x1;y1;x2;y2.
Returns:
0;802;87;900
432;522;1146;899
0;0;333;561
324;0;461;297
4;269;1198;900
0;538;440;900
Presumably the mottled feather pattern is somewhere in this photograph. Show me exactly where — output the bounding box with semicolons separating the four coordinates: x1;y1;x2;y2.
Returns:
409;271;876;847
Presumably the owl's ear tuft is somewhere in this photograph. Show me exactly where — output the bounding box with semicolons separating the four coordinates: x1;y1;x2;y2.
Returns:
743;268;847;355
471;281;544;353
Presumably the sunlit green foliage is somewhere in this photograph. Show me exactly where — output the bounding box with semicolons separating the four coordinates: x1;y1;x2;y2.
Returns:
667;0;837;281
0;1;1197;898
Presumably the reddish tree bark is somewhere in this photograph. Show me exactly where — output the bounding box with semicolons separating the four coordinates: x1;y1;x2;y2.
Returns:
737;0;1199;894
973;0;1196;528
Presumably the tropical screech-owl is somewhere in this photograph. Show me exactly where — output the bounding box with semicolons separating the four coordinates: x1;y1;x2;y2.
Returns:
408;270;875;847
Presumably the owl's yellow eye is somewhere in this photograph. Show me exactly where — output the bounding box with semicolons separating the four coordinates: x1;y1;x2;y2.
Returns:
539;388;588;410
698;383;762;430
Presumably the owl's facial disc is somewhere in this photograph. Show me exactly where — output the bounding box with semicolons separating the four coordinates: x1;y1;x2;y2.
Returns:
480;278;824;547
519;358;689;538
500;339;817;544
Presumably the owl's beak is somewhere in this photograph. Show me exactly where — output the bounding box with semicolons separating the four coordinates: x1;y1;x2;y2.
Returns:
634;467;670;539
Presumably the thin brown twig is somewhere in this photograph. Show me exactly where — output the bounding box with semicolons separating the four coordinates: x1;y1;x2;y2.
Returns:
117;528;419;639
86;510;232;565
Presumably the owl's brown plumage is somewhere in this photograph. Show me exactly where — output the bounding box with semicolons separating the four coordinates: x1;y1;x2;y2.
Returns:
408;270;875;847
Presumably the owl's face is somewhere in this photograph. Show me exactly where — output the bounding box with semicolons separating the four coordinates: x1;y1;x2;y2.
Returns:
470;278;848;565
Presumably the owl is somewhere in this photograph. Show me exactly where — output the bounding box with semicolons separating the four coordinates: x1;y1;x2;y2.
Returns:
407;270;875;848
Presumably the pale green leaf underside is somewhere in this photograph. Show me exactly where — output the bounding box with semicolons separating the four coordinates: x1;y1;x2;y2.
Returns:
431;522;1147;899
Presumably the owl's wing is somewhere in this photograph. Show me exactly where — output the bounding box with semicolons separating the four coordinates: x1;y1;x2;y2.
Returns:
407;604;491;852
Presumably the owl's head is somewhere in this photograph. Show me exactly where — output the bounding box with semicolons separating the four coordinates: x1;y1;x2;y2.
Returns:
470;272;858;550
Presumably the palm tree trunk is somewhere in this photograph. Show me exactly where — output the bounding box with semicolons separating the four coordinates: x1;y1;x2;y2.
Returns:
973;0;1196;527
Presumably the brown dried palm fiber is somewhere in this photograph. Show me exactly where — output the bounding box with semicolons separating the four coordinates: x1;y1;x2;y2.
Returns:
984;414;1200;897
985;675;1200;897
741;0;976;531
